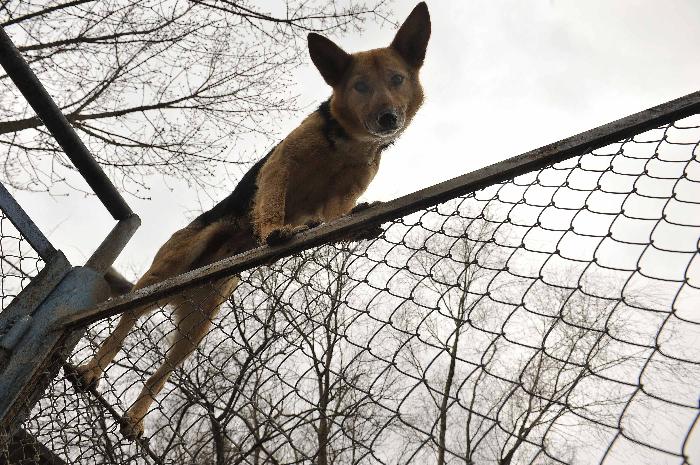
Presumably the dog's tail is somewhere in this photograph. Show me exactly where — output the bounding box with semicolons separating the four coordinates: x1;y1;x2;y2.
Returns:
104;267;134;297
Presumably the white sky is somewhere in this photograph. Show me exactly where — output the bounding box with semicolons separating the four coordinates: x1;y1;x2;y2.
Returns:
12;0;700;274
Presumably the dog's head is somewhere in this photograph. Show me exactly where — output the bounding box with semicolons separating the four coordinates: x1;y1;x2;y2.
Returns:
308;2;430;142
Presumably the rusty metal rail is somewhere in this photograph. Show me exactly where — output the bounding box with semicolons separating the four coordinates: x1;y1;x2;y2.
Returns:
58;90;700;329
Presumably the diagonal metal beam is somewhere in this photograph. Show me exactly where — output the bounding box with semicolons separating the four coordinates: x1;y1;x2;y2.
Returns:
55;89;700;329
0;28;132;221
0;182;56;261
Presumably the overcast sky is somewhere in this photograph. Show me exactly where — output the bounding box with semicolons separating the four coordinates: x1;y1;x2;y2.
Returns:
13;0;700;274
5;1;699;461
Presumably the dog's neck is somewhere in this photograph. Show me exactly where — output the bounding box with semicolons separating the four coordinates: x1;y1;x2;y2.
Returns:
318;98;348;149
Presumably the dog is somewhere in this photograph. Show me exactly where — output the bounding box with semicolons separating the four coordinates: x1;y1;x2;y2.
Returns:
74;2;430;440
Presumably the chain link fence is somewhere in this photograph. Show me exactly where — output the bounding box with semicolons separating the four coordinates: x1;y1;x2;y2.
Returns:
0;212;44;312
0;196;63;464
8;111;696;464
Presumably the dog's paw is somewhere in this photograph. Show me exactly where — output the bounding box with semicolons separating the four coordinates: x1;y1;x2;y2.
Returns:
265;226;295;246
305;218;323;229
69;363;102;391
120;412;145;441
265;225;309;246
350;201;383;214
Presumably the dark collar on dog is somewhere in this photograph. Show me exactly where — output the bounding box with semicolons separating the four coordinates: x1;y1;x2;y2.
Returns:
318;98;348;149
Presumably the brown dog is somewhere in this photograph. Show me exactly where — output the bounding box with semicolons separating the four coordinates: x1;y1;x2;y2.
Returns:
75;2;430;439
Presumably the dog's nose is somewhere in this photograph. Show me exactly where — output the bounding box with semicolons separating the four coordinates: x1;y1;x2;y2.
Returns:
377;111;399;131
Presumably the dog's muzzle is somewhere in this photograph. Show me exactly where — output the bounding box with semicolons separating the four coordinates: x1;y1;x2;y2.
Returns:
377;110;399;132
368;109;404;138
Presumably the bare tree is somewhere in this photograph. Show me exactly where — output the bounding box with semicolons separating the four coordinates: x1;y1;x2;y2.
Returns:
98;244;399;464
24;209;678;464
0;0;390;196
393;209;644;465
59;263;299;464
271;244;400;465
394;212;509;464
138;266;299;464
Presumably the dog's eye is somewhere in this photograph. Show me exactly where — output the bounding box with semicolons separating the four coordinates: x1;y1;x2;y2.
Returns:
390;74;405;86
353;81;370;93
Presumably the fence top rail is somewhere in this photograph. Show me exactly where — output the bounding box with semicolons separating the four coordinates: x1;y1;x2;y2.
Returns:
56;89;700;329
0;28;133;221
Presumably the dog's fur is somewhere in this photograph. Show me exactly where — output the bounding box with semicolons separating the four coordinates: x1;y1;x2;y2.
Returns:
75;2;430;439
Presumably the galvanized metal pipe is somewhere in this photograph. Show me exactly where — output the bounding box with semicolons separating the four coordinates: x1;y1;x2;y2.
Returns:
84;213;141;274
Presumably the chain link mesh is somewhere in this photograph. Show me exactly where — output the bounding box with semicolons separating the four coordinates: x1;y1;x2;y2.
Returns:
1;207;51;463
10;113;700;464
0;212;44;312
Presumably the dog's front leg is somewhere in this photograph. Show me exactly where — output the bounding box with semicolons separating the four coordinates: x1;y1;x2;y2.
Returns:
120;275;240;439
252;161;307;246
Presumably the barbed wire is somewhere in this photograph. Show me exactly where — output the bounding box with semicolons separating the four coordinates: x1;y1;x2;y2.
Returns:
4;113;700;464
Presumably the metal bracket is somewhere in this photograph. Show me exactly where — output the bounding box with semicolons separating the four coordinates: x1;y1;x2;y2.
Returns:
0;267;109;432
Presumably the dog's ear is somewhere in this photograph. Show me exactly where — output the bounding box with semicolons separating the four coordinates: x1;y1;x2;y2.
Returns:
390;2;431;69
308;33;352;87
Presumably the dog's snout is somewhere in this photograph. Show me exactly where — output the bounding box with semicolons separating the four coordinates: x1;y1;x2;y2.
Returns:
377;111;399;131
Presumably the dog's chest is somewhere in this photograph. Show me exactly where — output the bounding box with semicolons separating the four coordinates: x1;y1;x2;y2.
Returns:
286;148;378;220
